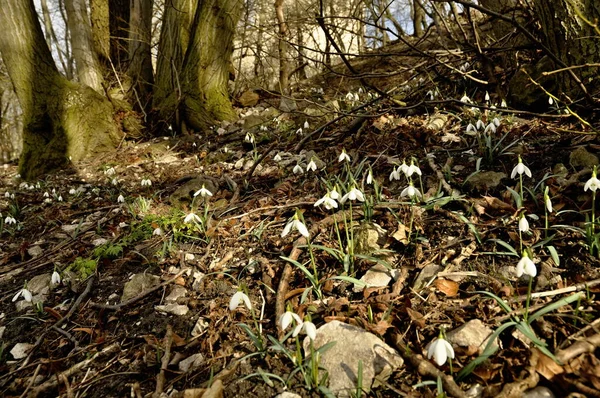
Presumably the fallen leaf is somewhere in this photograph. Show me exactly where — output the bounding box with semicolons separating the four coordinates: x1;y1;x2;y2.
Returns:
434;279;459;297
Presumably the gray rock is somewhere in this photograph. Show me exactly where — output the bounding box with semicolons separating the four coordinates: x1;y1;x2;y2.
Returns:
302;320;403;397
279;97;297;112
121;273;160;302
275;393;302;398
466;171;506;191
178;353;205;372
413;264;441;291
10;342;34;359
446;319;497;354
522;386;555;398
155;304;189;316
354;264;393;292
354;222;387;255
570;147;598;169
28;274;52;295
165;286;187;303
27;246;43;258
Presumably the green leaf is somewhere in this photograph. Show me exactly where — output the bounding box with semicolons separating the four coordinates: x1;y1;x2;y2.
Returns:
280;256;316;284
489;239;518;256
330;275;366;287
473;290;513;314
529;292;584;323
547;245;560;266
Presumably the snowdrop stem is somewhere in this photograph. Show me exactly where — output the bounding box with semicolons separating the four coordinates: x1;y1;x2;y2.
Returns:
524;276;533;323
306;238;322;299
519;173;524;207
519;228;523;253
544;206;549;240
592;191;597;252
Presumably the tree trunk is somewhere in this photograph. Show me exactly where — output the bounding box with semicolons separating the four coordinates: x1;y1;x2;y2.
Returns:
65;0;104;92
90;0;111;66
154;0;242;133
0;0;120;179
534;0;600;99
413;0;425;37
127;0;154;113
275;0;290;93
109;0;130;68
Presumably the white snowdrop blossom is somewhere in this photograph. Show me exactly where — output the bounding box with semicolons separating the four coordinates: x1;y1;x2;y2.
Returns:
280;311;302;331
293;164;304;174
304;120;309;129
296;128;303;135
584;167;600;192
345;92;354;101
548;96;554;105
329;188;340;200
338;149;351;163
51;271;61;285
466;123;477;134
493;117;501;127
366;169;373;185
57;195;63;202
517;252;537;277
141;178;152;187
184;212;202;224
153;227;163;236
501;99;507;108
4;192;10;198
340;187;365;203
314;192;338;210
281;213;309;238
484;123;496;134
293;320;317;341
43;191;49;198
117;194;125;203
427;335;455;366
544;187;553;213
306;158;317;172
105;167;116;176
12;288;32;303
460;94;471;104
229;290;252;311
194;184;213;198
400;183;422;199
511;156;532;179
485;91;490;102
274;153;282;162
5;216;17;225
518;214;529;233
405;162;422;177
476;120;485;130
389;167;401;181
244;133;254;143
69;188;77;195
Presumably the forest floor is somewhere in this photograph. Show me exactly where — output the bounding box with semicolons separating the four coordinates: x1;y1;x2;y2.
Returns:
2;67;600;397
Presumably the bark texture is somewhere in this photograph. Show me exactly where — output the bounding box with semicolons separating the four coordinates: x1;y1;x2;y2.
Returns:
0;0;119;179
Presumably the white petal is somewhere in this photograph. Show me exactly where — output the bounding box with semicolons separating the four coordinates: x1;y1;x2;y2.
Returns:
525;259;537;277
519;217;529;233
354;189;365;202
22;289;32;302
329;189;339;200
511;165;519;179
546;197;553;213
434;340;448;366
52;271;61;285
12;290;22;302
292;323;303;337
295;220;309;238
281;221;293;237
523;165;532;178
280;312;293;330
304;322;317;341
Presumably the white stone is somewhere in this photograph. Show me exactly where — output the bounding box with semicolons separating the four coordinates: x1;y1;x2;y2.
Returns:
10;343;34;359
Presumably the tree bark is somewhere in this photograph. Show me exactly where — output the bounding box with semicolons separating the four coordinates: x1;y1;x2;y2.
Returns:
109;0;130;68
65;0;104;92
275;0;291;93
127;0;154;113
0;0;119;179
90;0;111;66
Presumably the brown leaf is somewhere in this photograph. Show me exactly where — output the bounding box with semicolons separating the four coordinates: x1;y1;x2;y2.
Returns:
533;348;563;380
434;279;459;297
406;308;426;328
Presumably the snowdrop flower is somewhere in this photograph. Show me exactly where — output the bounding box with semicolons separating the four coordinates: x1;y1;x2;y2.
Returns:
229;290;252;311
245;132;254;143
329;187;340;200
280;311;302;331
194;184;213;197
5;216;16;225
366;169;373;185
69;188;77;195
117;194;125;203
548;96;554;105
306;158;317;172
57;195;63;202
345;92;354;101
303;120;309;129
584;166;600;192
293;164;304;174
153;227;163;236
511;156;532;179
105;167;116;176
484;123;496;134
485;91;490;102
389;167;401;181
400;183;422;199
281;212;309;238
111;178;118;185
296;128;303;135
358;87;364;94
184;212;202;224
476;120;485;130
340;186;365;203
51;271;61;285
405;161;422;177
518;214;529;233
141;178;152;187
314;192;338;210
493;117;501;127
427;334;454;366
517;252;536;277
460;94;471;104
501;99;507;108
338;149;351;163
12;288;32;302
274;153;282;162
293;319;317;341
544;187;553;213
43;191;49;198
399;161;410;175
466;123;477;134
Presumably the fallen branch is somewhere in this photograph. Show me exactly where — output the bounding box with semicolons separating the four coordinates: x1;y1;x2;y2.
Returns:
153;325;173;398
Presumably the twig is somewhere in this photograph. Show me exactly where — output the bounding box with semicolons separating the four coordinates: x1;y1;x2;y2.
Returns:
245;142;276;180
153;325;173;398
90;268;188;310
19;364;41;398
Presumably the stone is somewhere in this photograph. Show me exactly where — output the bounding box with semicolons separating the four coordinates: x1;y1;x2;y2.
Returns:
569;147;598;169
155;304;189;316
354;222;387;255
238;90;259;107
28;273;52;295
413;264;441;291
279;97;297;112
354;264;393;292
522;386;555;398
10;342;34;359
275;393;302;398
302;320;403;397
466;171;506;191
446;319;497;354
179;353;205;372
27;246;43;258
165;286;188;303
121;273;160;302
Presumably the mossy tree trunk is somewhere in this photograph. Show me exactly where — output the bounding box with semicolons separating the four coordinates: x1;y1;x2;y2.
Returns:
0;0;120;179
534;0;600;99
154;0;242;133
127;0;154;113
